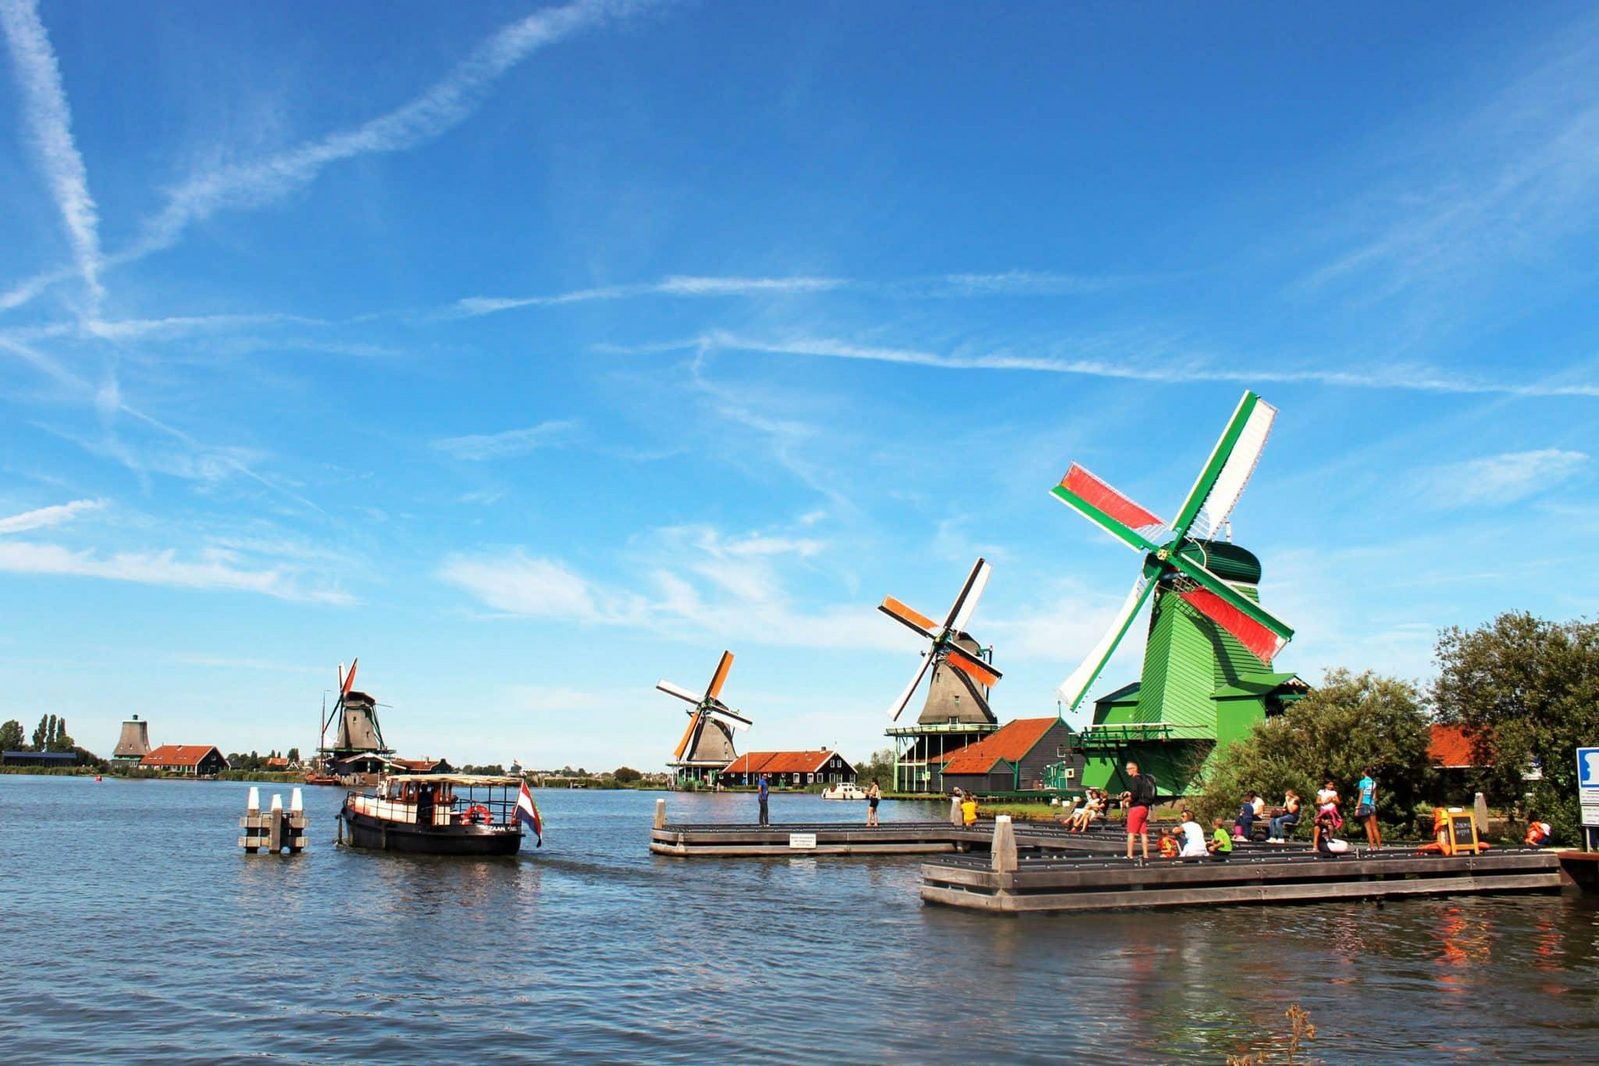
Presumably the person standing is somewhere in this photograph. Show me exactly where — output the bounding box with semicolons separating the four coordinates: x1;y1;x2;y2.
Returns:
1121;760;1156;860
757;773;770;826
865;780;881;827
1356;768;1381;849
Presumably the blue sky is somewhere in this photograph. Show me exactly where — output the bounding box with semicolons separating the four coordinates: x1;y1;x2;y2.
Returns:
3;1;1598;770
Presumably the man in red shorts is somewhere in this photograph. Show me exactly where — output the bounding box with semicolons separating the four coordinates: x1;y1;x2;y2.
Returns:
1121;759;1156;860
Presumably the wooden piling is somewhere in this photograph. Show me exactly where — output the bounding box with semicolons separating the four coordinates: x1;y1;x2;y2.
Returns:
240;787;309;854
654;798;667;830
991;816;1017;874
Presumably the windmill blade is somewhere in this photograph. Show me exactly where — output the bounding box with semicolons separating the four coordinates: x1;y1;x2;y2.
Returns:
943;643;1001;688
673;709;706;761
888;651;935;721
1178;588;1290;664
342;658;359;697
1164;552;1293;661
945;558;992;634
1056;567;1160;712
705;705;753;732
878;597;940;640
1051;466;1167;554
1170;391;1276;542
656;680;701;705
1168;562;1291;661
704;650;735;701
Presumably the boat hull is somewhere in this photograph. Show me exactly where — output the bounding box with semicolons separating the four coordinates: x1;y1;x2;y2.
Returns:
340;807;523;856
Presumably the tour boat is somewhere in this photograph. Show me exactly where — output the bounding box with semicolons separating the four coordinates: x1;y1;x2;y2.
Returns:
338;773;538;856
822;783;869;801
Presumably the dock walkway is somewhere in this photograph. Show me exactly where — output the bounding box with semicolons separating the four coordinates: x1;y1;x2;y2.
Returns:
921;846;1565;913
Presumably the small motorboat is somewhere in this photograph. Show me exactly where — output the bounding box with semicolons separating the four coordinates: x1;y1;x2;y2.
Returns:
338;773;539;856
821;783;869;801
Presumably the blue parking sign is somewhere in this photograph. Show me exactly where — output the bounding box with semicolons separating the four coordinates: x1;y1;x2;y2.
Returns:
1579;747;1599;791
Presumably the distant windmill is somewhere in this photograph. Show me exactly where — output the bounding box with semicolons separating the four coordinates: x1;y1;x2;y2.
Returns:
1052;389;1295;715
875;559;1003;794
658;651;752;784
319;658;391;756
879;557;1002;722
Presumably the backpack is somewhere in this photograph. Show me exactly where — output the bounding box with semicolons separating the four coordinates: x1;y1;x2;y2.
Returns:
1134;773;1157;806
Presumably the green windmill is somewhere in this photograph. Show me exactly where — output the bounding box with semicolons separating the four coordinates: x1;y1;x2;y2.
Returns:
1046;390;1306;798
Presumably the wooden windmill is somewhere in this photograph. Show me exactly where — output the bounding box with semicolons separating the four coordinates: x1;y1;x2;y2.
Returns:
658;651;752;786
1046;390;1304;796
878;558;1002;792
317;658;394;769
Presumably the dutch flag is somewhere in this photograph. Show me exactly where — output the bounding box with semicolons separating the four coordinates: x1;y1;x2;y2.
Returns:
515;781;543;847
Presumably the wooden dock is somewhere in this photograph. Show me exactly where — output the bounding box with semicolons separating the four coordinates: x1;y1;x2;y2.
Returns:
920;847;1566;914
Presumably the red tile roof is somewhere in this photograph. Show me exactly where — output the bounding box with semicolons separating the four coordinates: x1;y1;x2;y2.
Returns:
141;744;224;768
723;751;851;775
1429;724;1488;769
938;718;1060;775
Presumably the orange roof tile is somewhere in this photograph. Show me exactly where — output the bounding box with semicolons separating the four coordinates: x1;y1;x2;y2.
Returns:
723;751;849;775
938;718;1059;775
141;744;224;768
1429;724;1488;769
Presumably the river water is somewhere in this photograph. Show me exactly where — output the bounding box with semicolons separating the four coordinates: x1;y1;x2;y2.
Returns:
2;776;1596;1064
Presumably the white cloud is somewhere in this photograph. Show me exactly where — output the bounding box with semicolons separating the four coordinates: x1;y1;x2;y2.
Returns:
432;419;580;460
0;497;103;534
647;330;1599;399
0;539;352;603
453;275;845;317
0;0;103;309
437;523;902;651
1423;448;1589;507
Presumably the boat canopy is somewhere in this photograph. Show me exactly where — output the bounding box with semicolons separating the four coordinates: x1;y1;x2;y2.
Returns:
387;773;525;787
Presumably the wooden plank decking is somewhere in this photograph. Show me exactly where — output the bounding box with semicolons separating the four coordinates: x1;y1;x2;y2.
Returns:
920;848;1565;914
649;818;1139;857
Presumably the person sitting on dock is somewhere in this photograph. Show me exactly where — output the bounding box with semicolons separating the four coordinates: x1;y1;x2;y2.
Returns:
1235;793;1259;841
1267;789;1301;844
1158;826;1181;859
1311;780;1341;851
1208;818;1234;861
1178;811;1207;858
961;793;978;827
1069;790;1104;833
1526;818;1552;847
1122;761;1157;861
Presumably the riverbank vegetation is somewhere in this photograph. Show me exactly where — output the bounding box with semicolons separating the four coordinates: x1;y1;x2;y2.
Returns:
1199;611;1598;844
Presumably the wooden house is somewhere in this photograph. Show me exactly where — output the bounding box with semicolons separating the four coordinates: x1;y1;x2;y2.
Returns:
936;717;1074;795
720;750;857;788
140;744;229;776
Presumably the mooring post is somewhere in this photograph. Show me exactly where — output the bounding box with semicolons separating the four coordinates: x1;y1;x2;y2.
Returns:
654;798;667;830
1474;792;1489;835
247;786;260;815
950;796;963;827
268;793;284;852
991;815;1018;874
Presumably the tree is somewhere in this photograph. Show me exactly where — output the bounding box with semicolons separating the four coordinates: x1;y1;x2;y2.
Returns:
1197;669;1435;833
287;747;300;763
1434;612;1599;844
0;719;24;751
46;713;58;747
33;715;48;750
613;766;642;785
854;747;896;790
48;717;75;752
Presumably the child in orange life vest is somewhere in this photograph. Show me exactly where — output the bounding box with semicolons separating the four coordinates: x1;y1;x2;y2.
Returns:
1157;827;1181;859
1525;819;1552;847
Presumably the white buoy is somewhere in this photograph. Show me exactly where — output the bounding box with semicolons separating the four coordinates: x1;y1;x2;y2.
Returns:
290;787;303;813
270;793;283;812
247;786;260;814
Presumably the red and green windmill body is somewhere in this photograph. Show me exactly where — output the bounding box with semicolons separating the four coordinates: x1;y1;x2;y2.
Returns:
1046;391;1305;797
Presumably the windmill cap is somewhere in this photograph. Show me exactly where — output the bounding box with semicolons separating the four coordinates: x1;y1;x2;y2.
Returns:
1175;540;1262;584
